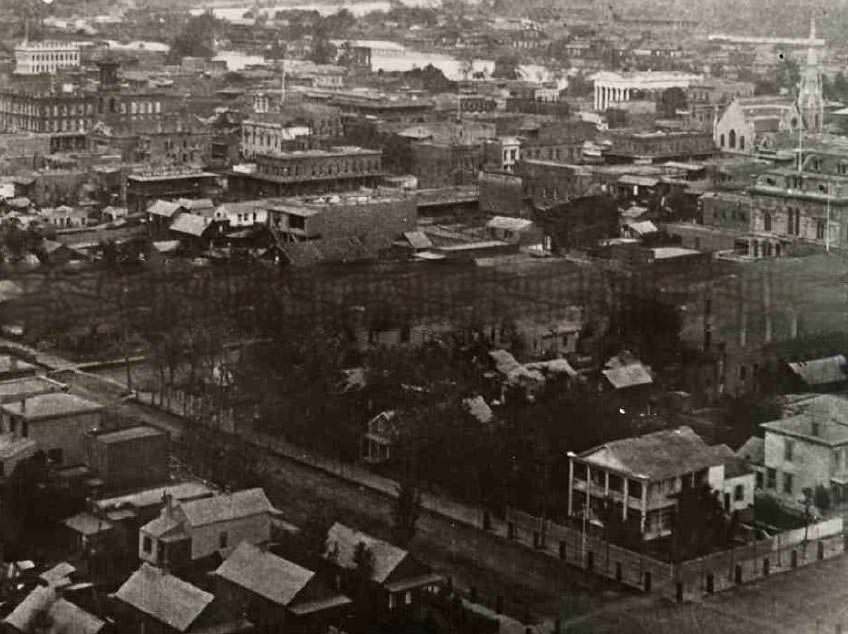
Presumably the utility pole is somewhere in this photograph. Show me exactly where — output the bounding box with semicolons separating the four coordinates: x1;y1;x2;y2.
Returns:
121;279;132;394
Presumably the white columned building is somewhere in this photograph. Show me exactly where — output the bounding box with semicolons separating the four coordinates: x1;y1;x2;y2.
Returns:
14;41;82;75
591;71;702;112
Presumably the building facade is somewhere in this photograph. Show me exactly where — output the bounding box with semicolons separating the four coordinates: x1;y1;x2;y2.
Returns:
14;41;81;75
568;426;740;541
229;147;383;198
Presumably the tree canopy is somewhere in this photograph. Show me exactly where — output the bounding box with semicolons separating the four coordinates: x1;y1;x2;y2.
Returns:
492;54;522;80
168;12;219;62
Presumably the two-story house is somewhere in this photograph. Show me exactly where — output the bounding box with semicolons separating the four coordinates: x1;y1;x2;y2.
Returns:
215;541;352;634
759;394;848;508
0;392;103;467
568;426;742;540
322;523;442;623
138;488;276;569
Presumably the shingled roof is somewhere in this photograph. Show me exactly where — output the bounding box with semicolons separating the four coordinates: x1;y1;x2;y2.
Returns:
178;488;274;528
215;542;314;607
114;563;213;633
324;522;408;584
578;426;725;481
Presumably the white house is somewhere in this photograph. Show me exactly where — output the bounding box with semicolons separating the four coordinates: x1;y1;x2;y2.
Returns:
138;488;276;566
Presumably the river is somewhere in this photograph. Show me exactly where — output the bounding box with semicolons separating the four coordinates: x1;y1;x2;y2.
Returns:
215;47;564;85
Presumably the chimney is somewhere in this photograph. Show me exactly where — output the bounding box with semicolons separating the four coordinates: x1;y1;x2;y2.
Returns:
161;492;174;518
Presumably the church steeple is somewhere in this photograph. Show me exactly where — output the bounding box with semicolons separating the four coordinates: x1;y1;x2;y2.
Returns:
798;15;824;133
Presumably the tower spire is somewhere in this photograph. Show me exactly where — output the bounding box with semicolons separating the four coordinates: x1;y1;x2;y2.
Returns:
798;13;824;134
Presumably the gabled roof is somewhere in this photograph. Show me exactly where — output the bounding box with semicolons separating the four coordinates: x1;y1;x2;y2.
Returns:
94;481;214;512
148;200;182;218
142;513;185;539
178;488;274;528
324;522;408;584
578;426;723;481
402;231;433;250
215;542;314;607
624;220;659;235
114;563;213;633
602;363;653;389
712;443;753;478
64;512;113;536
0;432;37;460
39;562;76;587
486;216;534;232
170;213;211;237
736;436;765;465
4;585;105;634
787;354;848;386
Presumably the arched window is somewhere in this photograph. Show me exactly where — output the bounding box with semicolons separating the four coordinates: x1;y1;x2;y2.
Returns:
763;212;772;232
720;133;725;147
739;136;745;150
729;129;736;149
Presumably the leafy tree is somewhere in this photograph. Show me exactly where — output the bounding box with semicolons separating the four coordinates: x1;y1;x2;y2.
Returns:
814;484;831;512
392;476;422;546
168;12;218;63
775;55;801;95
658;87;687;118
402;64;456;93
310;38;337;65
352;541;375;582
671;483;736;561
492;54;521;80
565;72;594;97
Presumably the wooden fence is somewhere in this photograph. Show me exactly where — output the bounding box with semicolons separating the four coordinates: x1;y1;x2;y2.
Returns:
136;387;235;433
505;508;845;601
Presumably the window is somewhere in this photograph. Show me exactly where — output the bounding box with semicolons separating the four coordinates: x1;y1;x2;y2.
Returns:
755;471;763;489
219;531;228;549
763;212;772;232
389;594;397;609
783;472;794;495
734;484;744;501
628;479;642;498
404;591;412;605
785;439;794;462
766;468;776;489
608;474;622;492
143;536;152;553
728;129;736;149
817;220;825;240
739;365;747;381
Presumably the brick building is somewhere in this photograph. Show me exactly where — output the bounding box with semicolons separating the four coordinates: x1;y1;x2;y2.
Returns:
686;79;756;131
267;189;416;247
228;146;383;198
517;160;597;207
126;168;220;213
747;146;848;252
411;141;484;188
520;120;597;164
603;130;716;164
